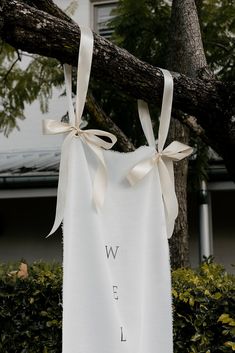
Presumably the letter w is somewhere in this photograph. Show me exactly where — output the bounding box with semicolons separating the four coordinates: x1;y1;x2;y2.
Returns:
105;246;120;259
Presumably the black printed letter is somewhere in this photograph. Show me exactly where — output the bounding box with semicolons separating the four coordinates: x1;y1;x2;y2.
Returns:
105;246;120;259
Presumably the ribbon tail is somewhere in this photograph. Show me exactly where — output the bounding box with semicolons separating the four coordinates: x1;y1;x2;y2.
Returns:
127;158;155;186
86;142;107;211
163;141;193;161
158;158;178;239
93;161;106;210
43;119;72;135
46;133;72;237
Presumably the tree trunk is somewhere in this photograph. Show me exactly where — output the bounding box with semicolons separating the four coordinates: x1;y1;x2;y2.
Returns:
168;121;190;268
168;0;211;268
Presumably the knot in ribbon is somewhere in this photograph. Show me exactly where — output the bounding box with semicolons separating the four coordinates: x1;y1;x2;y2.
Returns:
127;140;192;238
43;119;116;150
43;119;117;237
127;141;192;187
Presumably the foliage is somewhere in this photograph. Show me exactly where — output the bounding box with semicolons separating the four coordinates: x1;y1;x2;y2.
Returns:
199;0;235;80
0;261;62;353
173;261;235;352
0;261;234;352
111;0;171;67
112;0;235;80
0;41;64;136
90;0;171;147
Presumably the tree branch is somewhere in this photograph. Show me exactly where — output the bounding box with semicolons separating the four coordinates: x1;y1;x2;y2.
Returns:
0;0;235;179
86;93;135;153
0;0;221;117
173;111;209;144
3;49;21;81
23;0;74;24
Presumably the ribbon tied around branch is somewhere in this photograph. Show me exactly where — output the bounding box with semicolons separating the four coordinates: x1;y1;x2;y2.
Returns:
127;72;193;238
43;27;117;237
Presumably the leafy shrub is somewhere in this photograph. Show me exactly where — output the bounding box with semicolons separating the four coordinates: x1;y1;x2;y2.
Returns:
0;261;234;352
0;262;62;353
173;262;235;353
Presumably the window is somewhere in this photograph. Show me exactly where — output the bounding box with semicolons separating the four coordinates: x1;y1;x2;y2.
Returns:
92;1;118;38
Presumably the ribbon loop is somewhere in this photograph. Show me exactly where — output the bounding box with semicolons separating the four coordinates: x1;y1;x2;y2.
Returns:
127;69;193;238
161;141;193;161
43;119;75;135
43;26;117;237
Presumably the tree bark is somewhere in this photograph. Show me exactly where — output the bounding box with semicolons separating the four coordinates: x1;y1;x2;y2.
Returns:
0;0;234;178
168;0;211;268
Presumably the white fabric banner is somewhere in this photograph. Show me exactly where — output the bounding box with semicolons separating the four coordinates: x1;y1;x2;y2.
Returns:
62;140;173;353
43;26;192;353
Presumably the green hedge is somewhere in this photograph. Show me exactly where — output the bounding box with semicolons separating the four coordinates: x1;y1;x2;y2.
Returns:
0;262;62;353
173;262;235;352
0;261;234;352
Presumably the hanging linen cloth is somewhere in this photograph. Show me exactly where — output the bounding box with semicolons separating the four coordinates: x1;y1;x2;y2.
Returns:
43;27;192;353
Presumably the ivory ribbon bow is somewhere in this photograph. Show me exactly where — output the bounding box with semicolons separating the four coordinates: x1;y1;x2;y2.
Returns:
127;71;193;238
43;27;117;236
